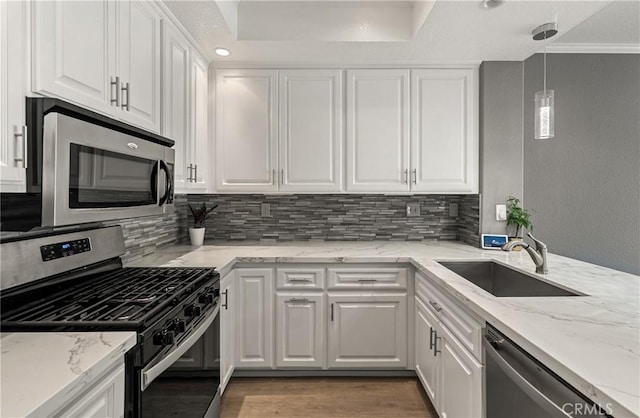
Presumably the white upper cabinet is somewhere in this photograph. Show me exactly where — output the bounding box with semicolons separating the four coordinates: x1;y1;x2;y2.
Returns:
189;51;209;191
116;0;161;133
411;68;478;193
32;0;163;133
162;22;210;193
0;0;28;192
279;69;343;192
162;22;190;191
33;0;117;116
216;69;278;192
346;69;410;192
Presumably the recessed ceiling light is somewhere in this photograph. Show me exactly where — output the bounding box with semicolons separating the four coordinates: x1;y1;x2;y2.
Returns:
480;0;504;9
215;48;230;57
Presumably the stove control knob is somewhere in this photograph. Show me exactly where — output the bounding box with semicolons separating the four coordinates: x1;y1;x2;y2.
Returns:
199;293;214;304
212;288;220;298
185;304;202;317
174;319;186;333
154;330;175;346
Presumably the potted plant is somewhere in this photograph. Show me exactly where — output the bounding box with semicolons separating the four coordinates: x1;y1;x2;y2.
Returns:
506;196;532;250
188;203;218;246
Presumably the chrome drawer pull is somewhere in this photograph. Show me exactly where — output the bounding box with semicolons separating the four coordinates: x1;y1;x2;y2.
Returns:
429;300;442;313
357;279;377;282
289;278;312;282
287;297;309;303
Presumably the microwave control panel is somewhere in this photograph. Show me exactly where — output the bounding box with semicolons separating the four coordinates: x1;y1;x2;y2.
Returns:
40;238;92;262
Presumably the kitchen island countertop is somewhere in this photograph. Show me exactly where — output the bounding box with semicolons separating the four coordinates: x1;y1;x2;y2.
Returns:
128;240;640;417
0;331;136;418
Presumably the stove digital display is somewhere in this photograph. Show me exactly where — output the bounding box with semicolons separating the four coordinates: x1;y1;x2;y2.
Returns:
40;238;91;262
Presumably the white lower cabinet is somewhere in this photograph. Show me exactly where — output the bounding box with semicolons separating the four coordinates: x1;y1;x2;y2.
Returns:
275;292;325;368
53;363;125;418
234;268;274;369
415;293;484;418
328;293;407;368
220;273;235;394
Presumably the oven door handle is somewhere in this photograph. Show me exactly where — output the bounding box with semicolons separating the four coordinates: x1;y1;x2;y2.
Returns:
483;336;572;418
141;305;219;391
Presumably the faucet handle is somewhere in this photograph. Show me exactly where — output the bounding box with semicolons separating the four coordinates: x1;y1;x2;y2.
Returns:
527;232;547;249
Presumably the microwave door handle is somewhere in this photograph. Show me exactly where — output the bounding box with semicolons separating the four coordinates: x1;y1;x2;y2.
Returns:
158;160;172;206
150;161;159;204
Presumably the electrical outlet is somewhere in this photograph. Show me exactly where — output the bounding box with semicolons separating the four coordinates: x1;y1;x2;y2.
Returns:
496;204;507;221
406;203;420;217
261;203;271;217
449;203;459;217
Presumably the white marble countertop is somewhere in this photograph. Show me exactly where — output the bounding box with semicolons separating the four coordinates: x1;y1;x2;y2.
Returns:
0;331;136;418
129;240;640;417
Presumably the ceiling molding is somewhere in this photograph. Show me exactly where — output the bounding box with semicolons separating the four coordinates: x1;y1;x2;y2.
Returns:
544;43;640;54
210;61;482;69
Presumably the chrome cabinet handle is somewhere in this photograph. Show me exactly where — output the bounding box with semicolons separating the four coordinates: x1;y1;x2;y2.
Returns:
193;164;198;183
330;303;334;322
429;300;442;313
280;168;284;186
121;82;130;111
287;297;309;303
433;332;441;356
186;164;193;182
289;278;311;282
429;327;435;350
357;279;377;282
14;125;27;168
110;76;120;106
272;169;276;185
404;169;408;184
412;169;417;185
222;290;229;310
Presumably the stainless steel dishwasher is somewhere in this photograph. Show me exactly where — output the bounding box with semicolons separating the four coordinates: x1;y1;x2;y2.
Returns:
484;324;611;418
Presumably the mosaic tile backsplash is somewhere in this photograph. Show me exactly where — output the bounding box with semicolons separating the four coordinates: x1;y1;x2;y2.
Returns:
112;194;480;263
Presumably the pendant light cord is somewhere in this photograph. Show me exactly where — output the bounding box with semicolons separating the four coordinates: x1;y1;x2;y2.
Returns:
543;35;547;92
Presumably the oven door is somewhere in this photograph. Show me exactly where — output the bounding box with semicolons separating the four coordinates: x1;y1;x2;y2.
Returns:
140;306;221;418
42;112;174;227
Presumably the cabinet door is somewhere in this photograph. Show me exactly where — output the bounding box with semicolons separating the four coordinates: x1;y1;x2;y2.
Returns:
275;293;325;368
279;70;343;192
162;22;190;191
235;268;274;368
411;68;478;193
53;364;125;418
438;325;483;418
189;50;209;192
328;293;407;368
0;0;27;192
220;274;235;394
215;69;278;192
346;69;410;192
117;0;161;133
32;0;116;116
415;297;440;408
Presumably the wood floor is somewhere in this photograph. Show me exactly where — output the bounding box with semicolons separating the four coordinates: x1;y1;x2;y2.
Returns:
221;377;437;418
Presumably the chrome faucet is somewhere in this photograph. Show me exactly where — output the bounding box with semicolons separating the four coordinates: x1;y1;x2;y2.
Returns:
501;232;549;274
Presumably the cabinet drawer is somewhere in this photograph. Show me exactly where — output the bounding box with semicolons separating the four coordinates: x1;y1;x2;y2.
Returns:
276;267;325;290
415;272;483;361
327;267;408;290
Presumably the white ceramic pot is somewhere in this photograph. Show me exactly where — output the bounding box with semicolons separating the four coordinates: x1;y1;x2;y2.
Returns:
189;227;206;246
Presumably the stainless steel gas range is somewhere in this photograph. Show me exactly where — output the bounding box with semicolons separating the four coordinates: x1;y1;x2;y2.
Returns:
0;225;221;418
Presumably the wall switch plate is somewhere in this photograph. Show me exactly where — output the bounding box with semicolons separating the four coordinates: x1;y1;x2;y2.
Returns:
449;203;459;217
406;203;420;217
261;203;271;217
496;204;507;221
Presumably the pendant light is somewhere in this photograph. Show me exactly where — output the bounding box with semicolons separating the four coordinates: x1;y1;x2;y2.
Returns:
532;22;558;140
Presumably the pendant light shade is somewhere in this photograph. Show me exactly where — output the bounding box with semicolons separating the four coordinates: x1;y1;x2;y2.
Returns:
532;22;558;140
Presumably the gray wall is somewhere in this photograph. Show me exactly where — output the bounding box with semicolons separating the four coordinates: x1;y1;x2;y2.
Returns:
479;62;524;236
523;54;640;275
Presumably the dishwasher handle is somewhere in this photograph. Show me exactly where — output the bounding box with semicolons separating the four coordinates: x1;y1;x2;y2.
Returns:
483;336;573;418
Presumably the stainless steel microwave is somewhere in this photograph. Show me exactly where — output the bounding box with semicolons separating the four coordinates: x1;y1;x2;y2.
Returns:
0;98;175;232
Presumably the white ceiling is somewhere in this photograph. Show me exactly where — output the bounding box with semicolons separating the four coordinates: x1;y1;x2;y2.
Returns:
164;0;632;64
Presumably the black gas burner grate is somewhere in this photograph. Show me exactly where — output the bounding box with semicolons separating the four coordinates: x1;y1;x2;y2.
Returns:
1;267;216;329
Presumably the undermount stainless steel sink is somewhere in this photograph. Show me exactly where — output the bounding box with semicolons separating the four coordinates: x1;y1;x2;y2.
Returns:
437;261;583;297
